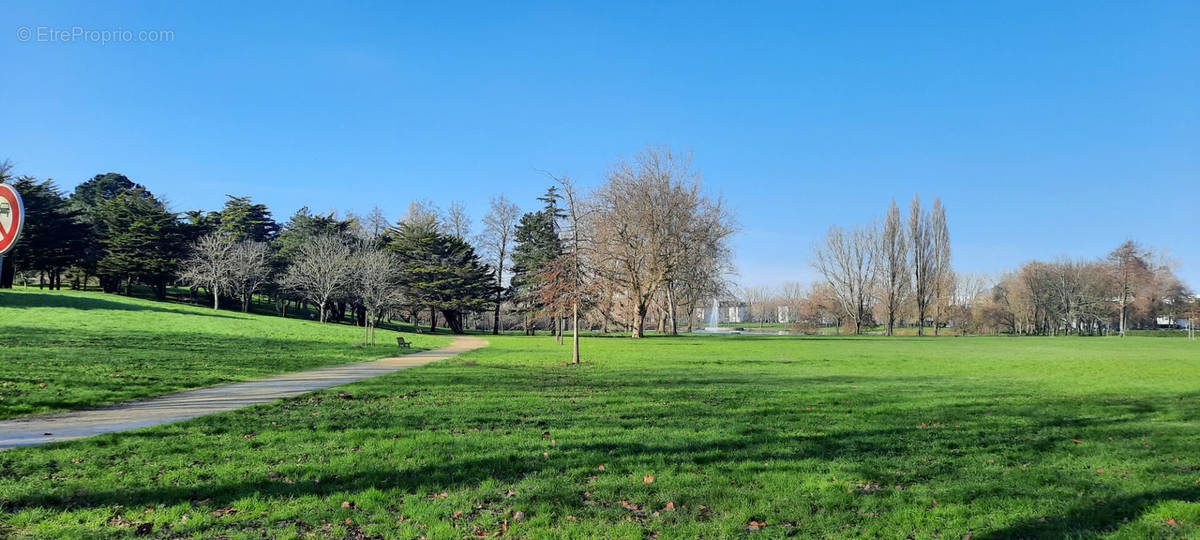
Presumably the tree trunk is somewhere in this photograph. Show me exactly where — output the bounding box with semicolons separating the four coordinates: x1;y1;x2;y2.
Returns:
1119;302;1127;338
441;309;465;334
429;306;437;333
632;302;647;338
571;301;580;364
0;258;10;289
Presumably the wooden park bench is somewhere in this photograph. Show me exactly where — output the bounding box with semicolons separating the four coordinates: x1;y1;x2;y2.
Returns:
396;337;412;349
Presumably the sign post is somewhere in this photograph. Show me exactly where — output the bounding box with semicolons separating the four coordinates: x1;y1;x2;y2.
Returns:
0;183;26;287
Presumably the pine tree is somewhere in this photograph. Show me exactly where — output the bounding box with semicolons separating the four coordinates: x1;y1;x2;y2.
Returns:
387;221;496;334
219;195;279;242
2;177;90;289
69;173;157;290
509;188;565;334
96;191;184;299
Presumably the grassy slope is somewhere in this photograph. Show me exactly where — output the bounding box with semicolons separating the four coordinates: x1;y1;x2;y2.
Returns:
0;329;1197;538
0;290;451;418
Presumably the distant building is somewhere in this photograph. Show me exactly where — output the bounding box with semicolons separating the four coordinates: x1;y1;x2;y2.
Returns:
1156;316;1190;329
777;305;792;324
697;299;748;325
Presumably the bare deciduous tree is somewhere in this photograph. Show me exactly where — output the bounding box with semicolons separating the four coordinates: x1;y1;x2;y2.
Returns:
402;200;440;229
910;195;934;335
930;198;952;335
365;206;389;241
591;146;734;338
943;271;991;335
443;201;472;239
353;246;404;345
813;224;878;334
1107;240;1151;337
229;240;272;313
479;194;521;335
538;175;593;362
282;234;355;323
179;233;236;310
876;199;909;335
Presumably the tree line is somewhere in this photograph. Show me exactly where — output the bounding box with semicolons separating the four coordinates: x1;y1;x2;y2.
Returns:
0;148;739;354
811;196;952;335
791;198;1194;336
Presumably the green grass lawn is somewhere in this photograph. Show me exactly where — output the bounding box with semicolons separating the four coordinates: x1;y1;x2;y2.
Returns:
0;299;1197;538
0;290;451;419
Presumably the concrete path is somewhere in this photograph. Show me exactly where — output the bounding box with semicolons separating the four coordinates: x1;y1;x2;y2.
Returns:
0;336;487;450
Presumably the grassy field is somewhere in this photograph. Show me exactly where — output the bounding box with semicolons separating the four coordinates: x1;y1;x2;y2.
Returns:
0;300;1197;538
0;290;451;419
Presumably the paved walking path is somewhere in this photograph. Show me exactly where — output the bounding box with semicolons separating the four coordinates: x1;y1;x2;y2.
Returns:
0;336;487;450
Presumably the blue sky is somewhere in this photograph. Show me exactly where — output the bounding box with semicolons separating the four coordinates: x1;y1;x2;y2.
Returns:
3;1;1197;288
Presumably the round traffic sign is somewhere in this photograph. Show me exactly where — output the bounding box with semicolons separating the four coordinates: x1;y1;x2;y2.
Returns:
0;184;25;256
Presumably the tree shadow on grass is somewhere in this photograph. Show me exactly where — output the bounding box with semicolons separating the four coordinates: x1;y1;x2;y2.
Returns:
7;410;1192;540
2;446;547;512
975;487;1200;539
2;356;1197;537
0;291;240;319
0;325;437;419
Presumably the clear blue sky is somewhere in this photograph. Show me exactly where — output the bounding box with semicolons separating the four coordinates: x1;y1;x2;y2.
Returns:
3;1;1197;289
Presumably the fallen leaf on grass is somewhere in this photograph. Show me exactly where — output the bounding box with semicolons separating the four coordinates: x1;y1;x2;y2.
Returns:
643;475;655;484
341;500;354;508
1071;438;1083;444
664;502;675;511
857;482;883;494
1167;518;1179;527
